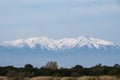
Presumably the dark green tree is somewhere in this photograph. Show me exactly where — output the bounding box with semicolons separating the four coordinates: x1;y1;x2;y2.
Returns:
24;64;34;77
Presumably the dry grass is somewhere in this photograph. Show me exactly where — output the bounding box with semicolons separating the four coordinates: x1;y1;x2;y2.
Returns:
0;76;8;80
99;76;118;80
61;77;76;80
31;76;53;80
0;76;120;80
31;77;75;80
77;76;97;80
31;76;120;80
53;77;62;80
77;76;119;80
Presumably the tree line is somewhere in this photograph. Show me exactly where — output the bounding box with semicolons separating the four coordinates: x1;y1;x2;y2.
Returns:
0;61;120;79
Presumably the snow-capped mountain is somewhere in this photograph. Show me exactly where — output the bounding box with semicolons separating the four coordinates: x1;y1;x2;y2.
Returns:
2;36;116;50
0;36;120;67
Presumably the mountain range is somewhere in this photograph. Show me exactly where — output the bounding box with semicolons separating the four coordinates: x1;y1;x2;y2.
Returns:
0;36;120;67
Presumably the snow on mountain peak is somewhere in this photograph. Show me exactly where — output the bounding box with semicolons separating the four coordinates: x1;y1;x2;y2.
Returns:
57;38;77;49
76;36;92;48
24;37;57;50
89;37;114;45
89;37;114;49
2;36;115;50
4;39;26;48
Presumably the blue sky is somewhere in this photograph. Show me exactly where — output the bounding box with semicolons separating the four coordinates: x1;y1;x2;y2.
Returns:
0;0;120;43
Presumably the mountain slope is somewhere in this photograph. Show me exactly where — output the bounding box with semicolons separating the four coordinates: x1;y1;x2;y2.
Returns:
0;36;120;67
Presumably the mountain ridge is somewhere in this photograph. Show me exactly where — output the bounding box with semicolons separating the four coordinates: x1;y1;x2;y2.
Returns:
1;36;116;51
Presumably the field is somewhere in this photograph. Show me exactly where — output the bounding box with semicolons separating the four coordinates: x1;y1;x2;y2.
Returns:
0;76;120;80
31;76;119;80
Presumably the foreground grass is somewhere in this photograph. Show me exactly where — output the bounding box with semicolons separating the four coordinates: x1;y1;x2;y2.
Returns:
0;76;120;80
0;76;7;80
31;76;119;80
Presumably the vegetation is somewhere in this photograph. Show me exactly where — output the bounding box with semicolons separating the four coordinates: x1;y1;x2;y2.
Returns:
0;61;120;80
43;61;58;70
